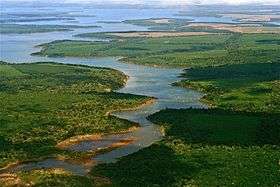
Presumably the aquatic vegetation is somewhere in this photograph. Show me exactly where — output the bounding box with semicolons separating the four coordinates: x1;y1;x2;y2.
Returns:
0;62;149;168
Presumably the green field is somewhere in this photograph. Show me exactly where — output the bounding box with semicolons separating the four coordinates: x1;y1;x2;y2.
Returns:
34;33;279;67
0;62;149;168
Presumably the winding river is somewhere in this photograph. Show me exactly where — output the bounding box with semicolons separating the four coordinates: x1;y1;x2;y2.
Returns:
0;8;207;175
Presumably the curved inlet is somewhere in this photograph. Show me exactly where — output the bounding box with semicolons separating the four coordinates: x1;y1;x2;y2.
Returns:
0;12;207;174
0;57;207;175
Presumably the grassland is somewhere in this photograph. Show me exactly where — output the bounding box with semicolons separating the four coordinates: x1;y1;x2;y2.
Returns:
0;24;100;34
0;62;149;169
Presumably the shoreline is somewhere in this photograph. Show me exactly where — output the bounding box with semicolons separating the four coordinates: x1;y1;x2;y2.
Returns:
0;95;158;176
0;34;206;180
56;126;139;150
106;97;157;117
0;136;137;175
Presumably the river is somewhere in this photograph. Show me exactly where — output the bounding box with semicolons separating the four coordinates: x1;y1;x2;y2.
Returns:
0;6;214;175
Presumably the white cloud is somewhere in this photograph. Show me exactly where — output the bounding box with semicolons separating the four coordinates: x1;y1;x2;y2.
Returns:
3;0;280;5
67;0;280;5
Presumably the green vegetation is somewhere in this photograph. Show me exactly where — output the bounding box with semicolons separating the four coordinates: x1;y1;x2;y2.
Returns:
123;18;235;33
175;63;280;113
35;33;279;68
35;33;232;62
90;109;280;186
37;33;278;186
122;18;279;32
2;31;279;186
16;169;95;187
167;31;280;113
123;18;203;32
0;24;100;34
0;62;149;168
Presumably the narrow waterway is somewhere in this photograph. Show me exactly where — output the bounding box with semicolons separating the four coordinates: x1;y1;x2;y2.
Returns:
0;55;206;175
0;8;207;175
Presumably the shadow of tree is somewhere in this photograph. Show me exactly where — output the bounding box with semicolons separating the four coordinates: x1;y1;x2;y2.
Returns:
91;143;218;187
90;108;280;186
148;108;280;146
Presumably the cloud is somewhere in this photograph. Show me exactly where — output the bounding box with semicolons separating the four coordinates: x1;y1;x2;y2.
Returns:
3;0;280;5
66;0;280;5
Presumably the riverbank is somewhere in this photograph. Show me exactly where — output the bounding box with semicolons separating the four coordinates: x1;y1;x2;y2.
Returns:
138;60;279;186
84;33;280;186
1;14;279;185
89;110;280;186
0;62;150;169
32;33;279;68
30;29;280;186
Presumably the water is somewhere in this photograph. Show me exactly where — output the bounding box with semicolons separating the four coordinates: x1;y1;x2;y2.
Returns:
0;55;205;174
1;159;88;176
0;6;210;175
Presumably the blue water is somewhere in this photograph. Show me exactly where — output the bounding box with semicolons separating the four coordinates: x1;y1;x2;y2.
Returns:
2;4;277;175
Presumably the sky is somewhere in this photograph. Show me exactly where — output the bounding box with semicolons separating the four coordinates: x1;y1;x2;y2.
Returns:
3;0;280;5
